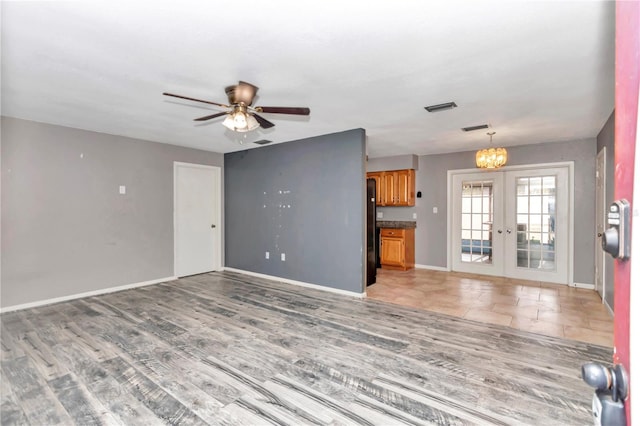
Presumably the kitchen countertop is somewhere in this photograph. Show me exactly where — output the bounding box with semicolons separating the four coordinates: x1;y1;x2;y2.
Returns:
376;220;416;229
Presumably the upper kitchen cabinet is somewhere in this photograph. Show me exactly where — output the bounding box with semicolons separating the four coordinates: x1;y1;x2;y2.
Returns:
367;169;415;206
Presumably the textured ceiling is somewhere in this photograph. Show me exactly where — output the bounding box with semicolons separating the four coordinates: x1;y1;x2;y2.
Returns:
1;1;615;157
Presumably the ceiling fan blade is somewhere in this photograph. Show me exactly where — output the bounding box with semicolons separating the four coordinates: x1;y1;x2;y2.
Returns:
256;107;311;115
193;112;228;121
252;113;275;129
163;92;229;108
256;106;310;115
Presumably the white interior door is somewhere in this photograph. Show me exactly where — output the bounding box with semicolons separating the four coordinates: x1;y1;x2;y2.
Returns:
452;172;505;276
595;148;606;300
174;162;222;277
451;165;571;284
503;167;569;284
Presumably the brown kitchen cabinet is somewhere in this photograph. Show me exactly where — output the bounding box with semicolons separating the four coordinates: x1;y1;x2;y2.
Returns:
366;169;415;206
380;228;415;270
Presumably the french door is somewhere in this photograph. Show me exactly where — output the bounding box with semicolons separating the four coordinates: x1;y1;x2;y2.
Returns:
452;166;570;284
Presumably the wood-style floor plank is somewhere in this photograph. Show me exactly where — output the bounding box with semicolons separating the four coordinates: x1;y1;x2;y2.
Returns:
1;271;611;425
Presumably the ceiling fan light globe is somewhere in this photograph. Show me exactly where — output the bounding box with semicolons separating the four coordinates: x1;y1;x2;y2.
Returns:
233;111;248;128
245;114;260;131
222;114;236;131
222;111;259;132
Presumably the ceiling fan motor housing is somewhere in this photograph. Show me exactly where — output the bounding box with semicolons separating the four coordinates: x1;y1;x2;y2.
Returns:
225;81;258;106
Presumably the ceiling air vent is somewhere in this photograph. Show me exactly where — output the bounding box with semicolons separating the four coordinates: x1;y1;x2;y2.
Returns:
253;139;273;145
424;102;457;112
461;124;489;132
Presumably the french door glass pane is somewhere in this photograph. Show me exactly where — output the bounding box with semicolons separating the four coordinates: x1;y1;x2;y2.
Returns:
515;176;556;271
460;180;493;264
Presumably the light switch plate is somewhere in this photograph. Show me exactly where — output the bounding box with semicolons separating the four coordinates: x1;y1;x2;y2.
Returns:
119;185;126;195
377;212;383;219
433;207;438;214
412;213;417;219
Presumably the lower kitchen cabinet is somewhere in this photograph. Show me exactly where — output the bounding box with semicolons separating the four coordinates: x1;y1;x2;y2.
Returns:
380;228;415;270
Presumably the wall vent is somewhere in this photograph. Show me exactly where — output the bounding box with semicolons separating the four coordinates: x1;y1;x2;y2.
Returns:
424;102;457;112
253;139;273;145
461;124;489;132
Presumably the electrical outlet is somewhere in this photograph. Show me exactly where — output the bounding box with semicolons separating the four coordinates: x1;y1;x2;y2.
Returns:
433;207;438;214
281;253;286;261
412;213;417;219
377;211;383;219
265;251;270;259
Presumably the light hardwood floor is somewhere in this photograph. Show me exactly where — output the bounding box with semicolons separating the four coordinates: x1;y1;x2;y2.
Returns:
367;268;614;347
1;271;610;425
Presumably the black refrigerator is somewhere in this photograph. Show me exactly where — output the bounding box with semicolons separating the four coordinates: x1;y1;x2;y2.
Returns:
366;178;377;286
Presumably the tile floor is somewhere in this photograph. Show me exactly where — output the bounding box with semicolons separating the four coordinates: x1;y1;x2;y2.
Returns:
367;268;614;347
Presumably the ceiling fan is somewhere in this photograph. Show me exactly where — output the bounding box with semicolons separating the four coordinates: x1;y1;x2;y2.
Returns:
163;81;310;132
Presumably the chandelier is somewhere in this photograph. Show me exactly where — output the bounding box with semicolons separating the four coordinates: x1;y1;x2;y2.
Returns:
476;131;507;169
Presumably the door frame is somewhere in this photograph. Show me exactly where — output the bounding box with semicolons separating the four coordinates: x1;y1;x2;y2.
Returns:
447;161;574;286
595;147;607;301
173;161;223;276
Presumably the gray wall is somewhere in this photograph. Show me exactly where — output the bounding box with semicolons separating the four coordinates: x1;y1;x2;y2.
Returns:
225;129;366;293
597;110;615;308
367;154;418;172
1;117;224;308
370;138;597;284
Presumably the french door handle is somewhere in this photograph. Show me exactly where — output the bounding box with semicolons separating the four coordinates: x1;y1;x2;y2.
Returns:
506;228;512;234
497;229;503;234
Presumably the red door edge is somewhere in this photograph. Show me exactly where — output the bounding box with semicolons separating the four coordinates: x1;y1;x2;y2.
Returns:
614;1;639;424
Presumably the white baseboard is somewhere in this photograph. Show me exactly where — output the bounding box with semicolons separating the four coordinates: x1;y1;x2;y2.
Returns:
224;267;366;298
414;264;449;272
0;276;177;313
572;282;596;290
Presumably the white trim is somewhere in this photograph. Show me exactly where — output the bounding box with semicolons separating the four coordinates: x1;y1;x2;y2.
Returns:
567;161;575;287
572;282;595;290
446;171;452;271
0;276;177;313
414;264;449;272
447;161;576;176
595;147;607;302
224;267;366;298
174;162;223;277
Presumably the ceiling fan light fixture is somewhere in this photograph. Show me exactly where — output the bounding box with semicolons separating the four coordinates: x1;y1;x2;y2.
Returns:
222;108;260;132
476;131;507;169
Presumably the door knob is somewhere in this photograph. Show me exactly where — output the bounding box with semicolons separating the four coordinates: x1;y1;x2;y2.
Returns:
597;232;603;237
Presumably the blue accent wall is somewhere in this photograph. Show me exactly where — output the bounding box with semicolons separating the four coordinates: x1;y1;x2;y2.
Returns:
224;129;366;293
